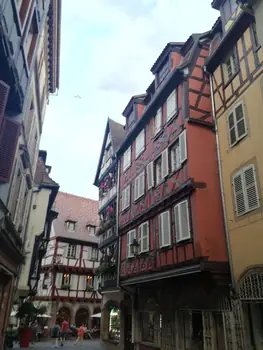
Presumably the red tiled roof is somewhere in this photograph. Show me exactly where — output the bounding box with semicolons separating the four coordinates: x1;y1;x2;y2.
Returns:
53;192;99;244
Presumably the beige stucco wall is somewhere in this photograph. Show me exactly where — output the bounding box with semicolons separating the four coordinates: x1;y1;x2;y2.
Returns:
18;188;51;293
217;75;263;282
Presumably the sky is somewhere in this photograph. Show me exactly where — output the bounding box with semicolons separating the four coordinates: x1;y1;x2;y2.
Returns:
40;0;219;201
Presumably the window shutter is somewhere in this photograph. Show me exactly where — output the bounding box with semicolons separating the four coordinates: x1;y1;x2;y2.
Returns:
155;108;162;134
127;185;130;207
0;119;20;182
174;205;180;242
142;222;149;252
158;215;163;248
134;177;139;201
161;148;169;178
14;177;26;228
179;130;187;164
126;231;130;257
138;225;142;254
243;165;259;211
139;171;145;197
233;172;246;216
160;211;171;247
0;81;10;129
71;274;78;289
147;162;154;189
228;112;236;146
122;189;126;210
179;200;191;240
235;104;246;138
166;90;177;121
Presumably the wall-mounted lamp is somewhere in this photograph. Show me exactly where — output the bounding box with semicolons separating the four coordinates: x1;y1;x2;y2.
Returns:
130;239;140;257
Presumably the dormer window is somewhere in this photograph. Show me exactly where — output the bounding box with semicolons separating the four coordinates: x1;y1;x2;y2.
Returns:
221;0;237;25
87;225;96;235
66;220;76;232
158;61;170;85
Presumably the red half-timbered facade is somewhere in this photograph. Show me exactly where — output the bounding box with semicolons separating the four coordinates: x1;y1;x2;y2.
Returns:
36;192;102;328
117;34;232;350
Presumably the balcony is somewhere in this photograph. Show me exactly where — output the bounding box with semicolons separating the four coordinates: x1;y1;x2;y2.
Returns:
101;272;117;290
99;184;117;210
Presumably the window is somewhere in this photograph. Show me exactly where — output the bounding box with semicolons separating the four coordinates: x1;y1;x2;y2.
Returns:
135;129;145;158
123;146;131;171
158;62;170;84
62;273;70;286
67;244;77;258
161;148;169;179
158;211;171;248
174;200;191;242
134;171;145;201
147;162;154;189
233;165;260;216
166;90;177;122
224;51;237;81
86;275;93;290
222;0;237;23
87;225;96;235
66;221;76;232
138;222;149;253
122;185;130;211
154;108;162;135
170;130;187;172
91;247;98;261
126;229;136;258
228;102;247;146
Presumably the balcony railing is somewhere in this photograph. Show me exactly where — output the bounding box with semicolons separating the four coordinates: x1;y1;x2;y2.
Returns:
99;185;117;210
99;158;112;178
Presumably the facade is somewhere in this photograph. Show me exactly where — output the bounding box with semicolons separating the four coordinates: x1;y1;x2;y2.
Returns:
94;118;125;346
17;151;59;297
206;2;263;348
116;36;232;350
0;0;61;347
37;192;102;328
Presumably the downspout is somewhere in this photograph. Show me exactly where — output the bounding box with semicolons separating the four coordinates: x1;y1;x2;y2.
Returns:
208;72;236;293
116;159;121;290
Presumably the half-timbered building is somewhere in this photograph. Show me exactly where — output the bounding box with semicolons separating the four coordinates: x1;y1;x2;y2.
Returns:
117;35;233;349
94;118;125;346
36;192;102;328
206;1;263;348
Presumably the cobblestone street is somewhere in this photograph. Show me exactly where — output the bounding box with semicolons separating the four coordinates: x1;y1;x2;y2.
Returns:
14;340;102;349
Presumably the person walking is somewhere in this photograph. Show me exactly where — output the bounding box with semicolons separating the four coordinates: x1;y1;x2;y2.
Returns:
60;318;69;346
74;324;84;346
51;320;61;348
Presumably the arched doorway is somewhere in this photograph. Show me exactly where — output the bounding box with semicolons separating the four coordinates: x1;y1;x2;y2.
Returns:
92;307;101;328
57;307;70;323
75;308;89;327
102;301;120;343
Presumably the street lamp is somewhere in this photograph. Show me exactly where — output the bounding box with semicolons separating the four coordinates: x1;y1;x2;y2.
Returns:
130;239;140;257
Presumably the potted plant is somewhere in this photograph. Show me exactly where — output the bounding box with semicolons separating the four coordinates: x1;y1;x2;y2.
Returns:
16;300;46;348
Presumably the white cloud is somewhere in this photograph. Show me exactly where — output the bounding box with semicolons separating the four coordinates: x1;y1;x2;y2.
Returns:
41;0;219;200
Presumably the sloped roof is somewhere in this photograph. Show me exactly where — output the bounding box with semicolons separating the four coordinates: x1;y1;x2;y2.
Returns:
109;118;125;154
34;157;59;187
53;192;99;244
94;118;125;186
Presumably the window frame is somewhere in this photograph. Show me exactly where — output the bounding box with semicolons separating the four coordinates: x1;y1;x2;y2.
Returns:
166;90;177;123
228;101;247;147
154;108;162;135
66;221;76;232
62;273;71;286
154;156;162;186
67;244;77;258
174;200;191;243
223;50;238;82
126;229;136;258
122;185;131;211
134;170;145;201
170;139;180;173
123;146;131;172
135;129;145;159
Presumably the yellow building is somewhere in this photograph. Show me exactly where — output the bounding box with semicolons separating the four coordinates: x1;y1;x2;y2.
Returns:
206;1;263;348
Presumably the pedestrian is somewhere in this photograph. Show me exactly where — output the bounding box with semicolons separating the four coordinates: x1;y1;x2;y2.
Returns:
60;318;69;347
74;324;84;346
51;320;61;348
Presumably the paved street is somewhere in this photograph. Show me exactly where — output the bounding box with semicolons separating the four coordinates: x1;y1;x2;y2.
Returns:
13;340;103;349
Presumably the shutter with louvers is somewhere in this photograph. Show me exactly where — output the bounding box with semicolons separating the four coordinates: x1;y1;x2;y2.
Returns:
139;171;145;197
56;273;63;288
161;148;169;178
235;104;246;139
138;225;142;254
134;177;139;200
244;165;259;211
158;215;163;248
174;205;180;242
142;222;149;252
0;119;20;182
179;130;187;164
179;200;191;240
122;189;126;210
161;211;171;247
126;185;130;208
147;162;154;189
126;231;130;257
233;172;246;216
0;81;10;129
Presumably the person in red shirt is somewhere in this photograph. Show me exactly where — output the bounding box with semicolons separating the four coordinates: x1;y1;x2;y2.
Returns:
60;319;69;346
74;324;84;346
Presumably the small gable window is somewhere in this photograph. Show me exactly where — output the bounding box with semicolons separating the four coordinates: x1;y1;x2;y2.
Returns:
66;220;76;232
158;61;170;85
87;225;96;235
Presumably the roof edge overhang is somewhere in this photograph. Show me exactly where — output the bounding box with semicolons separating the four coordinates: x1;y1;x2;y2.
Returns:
122;94;147;117
151;42;184;74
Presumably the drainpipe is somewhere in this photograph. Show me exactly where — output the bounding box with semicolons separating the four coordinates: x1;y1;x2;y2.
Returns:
208;73;237;293
116;159;121;290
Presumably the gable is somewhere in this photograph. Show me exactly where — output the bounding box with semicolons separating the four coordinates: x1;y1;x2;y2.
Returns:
99;133;113;179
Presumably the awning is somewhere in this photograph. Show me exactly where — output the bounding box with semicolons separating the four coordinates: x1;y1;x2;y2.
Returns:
37;314;52;318
90;313;101;318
